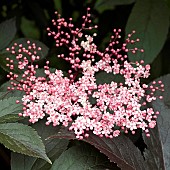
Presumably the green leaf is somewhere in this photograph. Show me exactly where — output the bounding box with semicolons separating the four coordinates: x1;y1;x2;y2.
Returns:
125;0;169;64
0;18;17;51
48;53;70;71
49;127;146;170
94;0;135;13
149;53;163;80
11;155;37;170
13;38;49;59
0;92;9;100
0;68;6;85
51;145;115;170
21;16;40;39
0;52;22;74
165;0;170;9
0;38;49;73
95;0;135;6
0;122;51;164
0;97;23;123
54;0;62;14
0;80;24;99
0;68;54;100
24;1;47;29
143;74;170;169
95;71;124;85
11;120;69;170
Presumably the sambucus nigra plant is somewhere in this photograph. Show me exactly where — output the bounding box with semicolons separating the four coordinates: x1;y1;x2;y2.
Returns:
6;8;164;139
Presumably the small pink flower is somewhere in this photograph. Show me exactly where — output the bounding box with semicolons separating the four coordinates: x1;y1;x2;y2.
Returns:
113;130;120;137
149;121;156;128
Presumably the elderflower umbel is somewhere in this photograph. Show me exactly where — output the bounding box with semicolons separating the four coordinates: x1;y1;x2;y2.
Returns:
6;8;164;139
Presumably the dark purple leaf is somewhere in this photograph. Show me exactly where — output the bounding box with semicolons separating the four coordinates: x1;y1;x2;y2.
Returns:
126;0;169;64
48;127;146;170
0;18;16;51
143;74;170;170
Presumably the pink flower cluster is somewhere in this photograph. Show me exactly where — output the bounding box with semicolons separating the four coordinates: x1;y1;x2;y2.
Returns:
6;8;164;139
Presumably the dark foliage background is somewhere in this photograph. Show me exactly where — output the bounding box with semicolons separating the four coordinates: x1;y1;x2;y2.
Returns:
0;0;170;169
